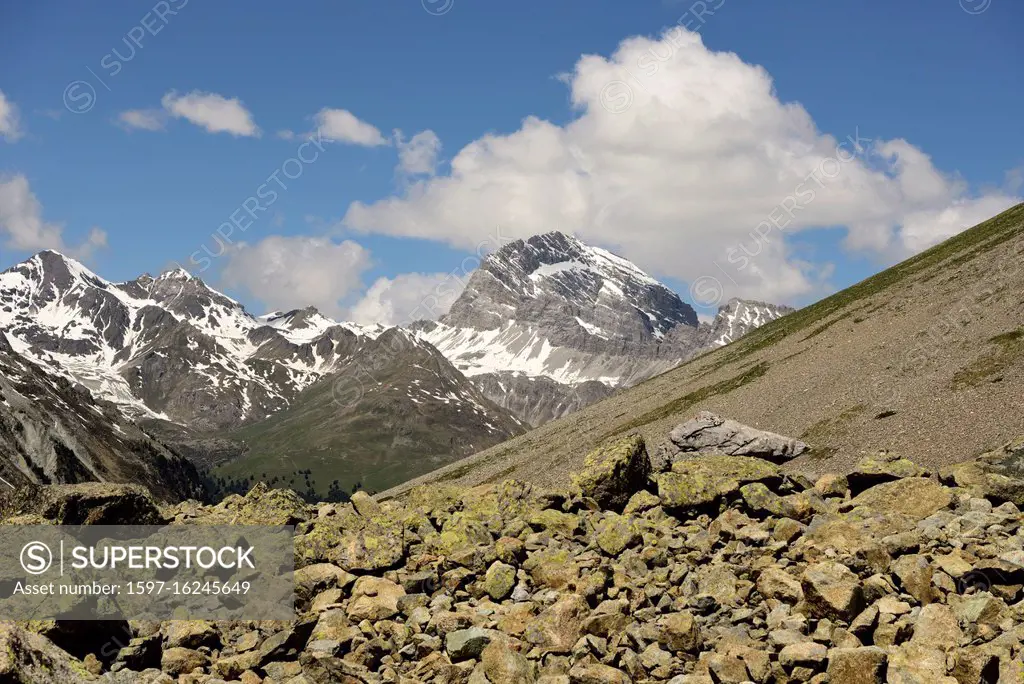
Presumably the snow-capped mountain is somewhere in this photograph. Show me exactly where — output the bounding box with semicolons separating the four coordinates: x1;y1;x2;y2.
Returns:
415;232;791;426
0;250;384;430
704;298;795;347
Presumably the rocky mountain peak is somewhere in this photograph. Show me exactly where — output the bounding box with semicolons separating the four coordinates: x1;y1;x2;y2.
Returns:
444;230;697;336
704;298;794;347
155;266;194;282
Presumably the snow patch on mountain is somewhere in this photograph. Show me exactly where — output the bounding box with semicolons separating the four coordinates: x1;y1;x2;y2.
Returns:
708;299;794;347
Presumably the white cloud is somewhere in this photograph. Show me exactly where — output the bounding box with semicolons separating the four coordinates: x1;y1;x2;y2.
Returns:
895;194;1020;255
161;90;260;137
0;90;23;142
116;109;166;131
219;236;371;317
0;174;108;258
315;108;388;147
396;130;442;176
348;272;467;326
341;29;1020;305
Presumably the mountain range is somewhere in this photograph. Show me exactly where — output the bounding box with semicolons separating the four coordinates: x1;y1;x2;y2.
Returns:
0;232;788;498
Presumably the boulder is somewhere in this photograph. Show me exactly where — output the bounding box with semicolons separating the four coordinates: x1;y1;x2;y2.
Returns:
0;483;163;525
847;477;953;521
571;434;652;511
483;561;517;601
159;647;209;677
445;628;498;660
847;451;928;493
346;576;405;621
825;646;887;684
666;411;808;463
0;624;98;683
940;437;1024;505
524;594;587;653
594;513;642;556
657;455;781;509
296;515;405;571
801;562;864;622
481;640;535;683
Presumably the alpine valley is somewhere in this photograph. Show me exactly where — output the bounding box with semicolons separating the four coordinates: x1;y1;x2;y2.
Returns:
0;232;788;499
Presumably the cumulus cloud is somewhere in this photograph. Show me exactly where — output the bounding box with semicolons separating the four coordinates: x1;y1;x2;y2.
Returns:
348;271;467;326
219;236;371;317
341;28;1020;305
161;90;260;137
0;90;23;142
0;175;108;258
116;109;166;131
396;130;442;176
315;108;388;147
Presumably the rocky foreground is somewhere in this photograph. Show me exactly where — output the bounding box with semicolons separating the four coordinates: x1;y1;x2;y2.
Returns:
2;416;1024;683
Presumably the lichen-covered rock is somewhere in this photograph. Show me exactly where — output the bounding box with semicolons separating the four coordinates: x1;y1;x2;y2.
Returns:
847;451;928;493
523;548;579;590
571;434;651;511
847;477;953;520
801;562;865;622
296;515;405;571
657;455;780;508
940;437;1024;505
483;561;517;600
212;482;309;526
595;513;642;556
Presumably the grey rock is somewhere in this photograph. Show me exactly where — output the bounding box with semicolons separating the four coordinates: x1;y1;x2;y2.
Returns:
667;411;809;463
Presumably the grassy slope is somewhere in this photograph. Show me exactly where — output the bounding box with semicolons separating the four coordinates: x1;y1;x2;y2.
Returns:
215;338;525;497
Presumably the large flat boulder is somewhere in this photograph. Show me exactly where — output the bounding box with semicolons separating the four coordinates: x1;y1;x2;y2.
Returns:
666;411;808;464
657;455;781;509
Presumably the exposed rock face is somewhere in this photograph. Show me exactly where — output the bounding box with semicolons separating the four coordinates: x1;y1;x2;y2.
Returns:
3;422;1024;682
0;251;529;498
0;332;205;501
470;372;614;428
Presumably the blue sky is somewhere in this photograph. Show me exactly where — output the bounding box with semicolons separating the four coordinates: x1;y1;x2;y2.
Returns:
1;0;1021;322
